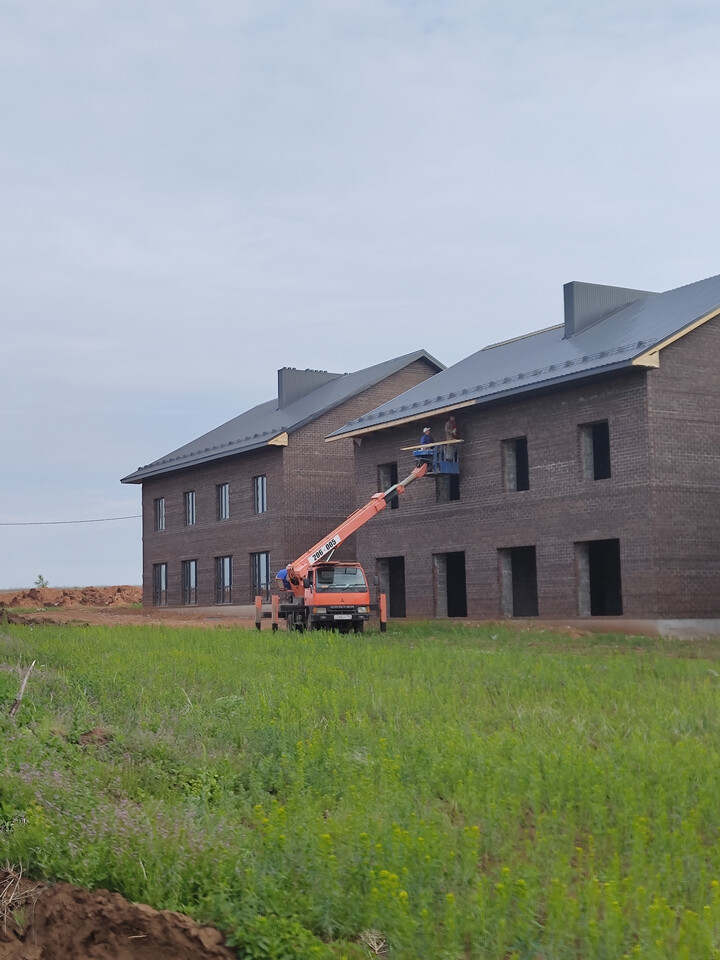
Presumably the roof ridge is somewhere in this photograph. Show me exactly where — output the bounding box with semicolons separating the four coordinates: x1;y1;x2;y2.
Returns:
481;324;562;352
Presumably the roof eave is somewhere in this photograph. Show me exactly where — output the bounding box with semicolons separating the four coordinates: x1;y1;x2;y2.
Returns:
327;359;642;441
120;436;277;484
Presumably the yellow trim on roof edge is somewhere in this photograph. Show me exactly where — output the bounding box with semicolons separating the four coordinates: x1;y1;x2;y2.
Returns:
325;400;476;442
267;432;289;446
632;308;720;368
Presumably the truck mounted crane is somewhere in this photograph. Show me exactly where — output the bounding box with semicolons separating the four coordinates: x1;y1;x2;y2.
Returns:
279;461;428;632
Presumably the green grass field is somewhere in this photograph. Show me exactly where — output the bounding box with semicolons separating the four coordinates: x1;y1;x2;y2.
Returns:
2;620;720;959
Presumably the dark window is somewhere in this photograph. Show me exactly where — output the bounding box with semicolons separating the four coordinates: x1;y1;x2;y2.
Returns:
576;538;622;615
253;476;267;514
251;552;271;600
182;559;198;605
184;491;196;526
377;556;406;617
152;562;168;606
378;462;399;509
216;483;230;520
432;552;467;618
154;497;165;531
436;474;460;502
581;421;611;480
499;546;538;617
502;437;529;491
215;555;232;604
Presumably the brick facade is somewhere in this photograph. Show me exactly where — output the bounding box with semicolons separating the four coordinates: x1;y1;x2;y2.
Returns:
353;319;720;619
139;358;438;607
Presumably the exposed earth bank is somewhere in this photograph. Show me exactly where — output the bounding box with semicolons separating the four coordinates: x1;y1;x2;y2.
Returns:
0;586;256;628
0;585;143;609
0;589;250;958
0;869;237;960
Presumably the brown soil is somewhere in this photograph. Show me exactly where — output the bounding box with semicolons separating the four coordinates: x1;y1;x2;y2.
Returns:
0;589;255;958
0;869;237;960
0;586;256;629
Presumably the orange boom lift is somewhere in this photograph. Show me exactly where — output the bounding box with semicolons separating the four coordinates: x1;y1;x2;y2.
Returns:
279;462;427;633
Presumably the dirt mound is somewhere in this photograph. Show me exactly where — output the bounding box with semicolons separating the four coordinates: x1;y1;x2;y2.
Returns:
0;585;142;609
0;869;237;960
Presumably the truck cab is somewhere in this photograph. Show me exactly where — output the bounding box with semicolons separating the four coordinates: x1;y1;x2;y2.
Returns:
282;562;371;633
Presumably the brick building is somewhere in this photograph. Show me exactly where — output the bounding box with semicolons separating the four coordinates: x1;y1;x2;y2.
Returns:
328;275;720;622
121;352;442;607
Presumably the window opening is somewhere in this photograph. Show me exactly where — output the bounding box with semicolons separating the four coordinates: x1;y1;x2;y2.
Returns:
499;546;538;617
216;483;230;520
436;474;460;502
182;559;198;605
502;437;529;491
575;538;622;615
153;562;168;606
251;552;271;600
378;463;399;509
580;421;611;480
433;552;467;617
377;556;406;617
215;555;232;603
184;491;196;526
253;476;267;514
154;497;166;531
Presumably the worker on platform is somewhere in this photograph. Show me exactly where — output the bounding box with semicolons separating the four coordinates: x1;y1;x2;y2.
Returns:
275;567;292;592
414;426;435;468
444;415;459;460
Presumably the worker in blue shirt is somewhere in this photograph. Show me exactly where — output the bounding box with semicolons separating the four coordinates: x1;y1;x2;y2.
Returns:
419;426;434;444
276;568;292;591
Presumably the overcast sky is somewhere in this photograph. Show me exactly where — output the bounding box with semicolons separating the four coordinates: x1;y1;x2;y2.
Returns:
2;0;719;588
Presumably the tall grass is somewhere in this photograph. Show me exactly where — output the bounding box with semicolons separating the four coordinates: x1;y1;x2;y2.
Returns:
2;621;720;958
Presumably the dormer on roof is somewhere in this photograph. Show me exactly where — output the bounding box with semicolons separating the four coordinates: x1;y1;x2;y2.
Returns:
563;281;657;338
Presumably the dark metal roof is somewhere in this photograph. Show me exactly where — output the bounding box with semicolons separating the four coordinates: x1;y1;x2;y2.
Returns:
121;349;443;483
329;272;720;439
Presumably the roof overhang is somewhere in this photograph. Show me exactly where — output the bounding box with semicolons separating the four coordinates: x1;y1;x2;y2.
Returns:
632;305;720;369
326;361;647;442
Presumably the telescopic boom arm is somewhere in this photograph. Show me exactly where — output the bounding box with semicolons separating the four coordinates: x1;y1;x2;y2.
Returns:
285;462;427;591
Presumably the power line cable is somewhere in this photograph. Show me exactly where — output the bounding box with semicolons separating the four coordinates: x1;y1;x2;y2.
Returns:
0;515;141;526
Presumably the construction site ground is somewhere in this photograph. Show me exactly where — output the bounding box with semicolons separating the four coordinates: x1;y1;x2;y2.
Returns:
2;585;719;638
2;586;719;958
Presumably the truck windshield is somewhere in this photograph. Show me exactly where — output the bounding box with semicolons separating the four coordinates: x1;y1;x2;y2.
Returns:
314;565;368;592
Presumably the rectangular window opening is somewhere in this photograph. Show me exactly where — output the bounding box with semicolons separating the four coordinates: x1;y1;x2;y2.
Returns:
378;462;399;509
154;497;166;531
377;556;406;617
184;491;196;526
152;562;168;606
575;538;622;616
499;546;538;617
502;437;529;491
253;476;267;514
435;474;460;502
215;555;232;604
216;483;230;520
182;559;198;605
251;552;271;601
432;552;467;618
580;420;611;480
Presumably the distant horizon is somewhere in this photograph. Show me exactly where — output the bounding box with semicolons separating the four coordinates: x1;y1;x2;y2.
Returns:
0;584;142;592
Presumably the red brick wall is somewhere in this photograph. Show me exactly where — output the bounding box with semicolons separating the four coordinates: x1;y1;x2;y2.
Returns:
141;446;285;606
354;369;661;618
647;316;720;617
140;358;438;606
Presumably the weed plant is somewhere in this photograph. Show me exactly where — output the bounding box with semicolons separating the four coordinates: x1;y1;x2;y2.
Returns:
2;622;720;958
